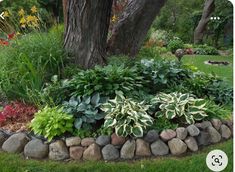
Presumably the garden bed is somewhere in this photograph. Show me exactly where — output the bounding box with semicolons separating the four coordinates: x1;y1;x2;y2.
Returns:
0;118;232;162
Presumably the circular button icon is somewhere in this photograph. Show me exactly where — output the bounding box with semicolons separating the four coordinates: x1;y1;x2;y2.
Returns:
206;149;228;172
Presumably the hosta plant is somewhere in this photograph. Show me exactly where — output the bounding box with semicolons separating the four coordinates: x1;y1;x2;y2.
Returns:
151;92;208;124
30;106;74;141
101;91;153;137
63;93;107;130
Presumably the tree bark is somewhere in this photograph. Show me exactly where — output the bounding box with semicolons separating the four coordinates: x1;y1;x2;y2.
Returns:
62;0;68;27
64;0;113;69
108;0;166;57
194;0;215;44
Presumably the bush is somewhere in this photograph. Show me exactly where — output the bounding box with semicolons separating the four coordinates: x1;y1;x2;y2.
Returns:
149;29;172;47
167;38;184;53
101;91;153;137
137;47;160;59
194;44;219;55
0;27;65;102
63;93;107;130
30;106;74;141
151;92;208;124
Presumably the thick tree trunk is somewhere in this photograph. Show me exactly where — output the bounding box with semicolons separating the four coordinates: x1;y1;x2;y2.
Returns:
62;0;68;27
64;0;113;69
194;0;215;44
108;0;166;57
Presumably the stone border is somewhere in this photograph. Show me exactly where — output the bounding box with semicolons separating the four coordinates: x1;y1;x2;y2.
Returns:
0;119;233;161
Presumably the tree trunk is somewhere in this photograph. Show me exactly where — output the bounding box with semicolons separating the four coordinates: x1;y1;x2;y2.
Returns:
62;0;68;27
64;0;113;69
108;0;166;57
194;0;215;44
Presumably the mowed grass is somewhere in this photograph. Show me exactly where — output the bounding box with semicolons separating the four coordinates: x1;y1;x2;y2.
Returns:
0;139;232;172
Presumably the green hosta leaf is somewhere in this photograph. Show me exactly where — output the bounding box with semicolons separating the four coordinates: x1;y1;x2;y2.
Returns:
185;115;194;124
165;104;176;111
74;118;83;129
166;110;176;119
91;93;100;106
104;118;116;128
179;93;189;101
132;126;143;137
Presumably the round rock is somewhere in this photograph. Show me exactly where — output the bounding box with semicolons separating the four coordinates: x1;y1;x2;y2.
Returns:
81;138;95;147
220;124;231;139
96;135;111;146
144;130;159;143
150;139;169;156
49;140;69;161
176;127;188;140
2;133;29;153
184;137;198;152
120;140;136;159
135;139;151;157
195;121;212;130
102;144;119;161
111;133;126;146
24;139;48;159
65;137;81;147
83;143;102;161
0;132;7;147
160;129;176;142
168;138;187;155
211;119;222;130
206;126;221;143
69;146;84;160
196;131;210;146
187;125;200;136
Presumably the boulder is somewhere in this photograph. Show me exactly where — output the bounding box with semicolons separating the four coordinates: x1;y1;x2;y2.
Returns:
102;144;119;161
0;132;7;147
160;129;176;142
96;135;111;146
120;140;136;159
81;138;95;147
211;119;222;130
150;139;169;156
2;133;29;153
49;140;69;161
195;121;212;130
207;126;221;143
111;133;126;146
184;137;198;152
176;127;188;140
168;138;187;155
83;143;102;161
187;125;200;136
69;146;84;160
144;130;159;143
220;124;231;139
24;139;48;159
196;131;210;146
65;137;81;147
135;139;151;157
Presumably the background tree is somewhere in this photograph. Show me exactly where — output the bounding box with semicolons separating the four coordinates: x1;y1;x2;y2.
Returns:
108;0;166;57
194;0;215;44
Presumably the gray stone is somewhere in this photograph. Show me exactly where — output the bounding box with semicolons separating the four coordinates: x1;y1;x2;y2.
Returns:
135;139;151;157
211;119;222;130
195;121;212;130
176;127;188;140
187;125;200;136
81;138;95;147
220;124;231;139
83;143;102;161
49;140;69;161
24;139;48;159
184;137;198;152
2;133;29;153
160;129;176;142
69;146;84;160
102;144;119;161
151;139;169;156
111;133;126;146
0;132;7;147
207;126;221;143
96;135;111;146
65;137;81;147
168;138;187;155
144;130;159;143
120;140;136;159
196;131;210;146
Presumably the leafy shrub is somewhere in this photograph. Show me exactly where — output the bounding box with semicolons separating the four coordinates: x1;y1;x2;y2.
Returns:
69;65;144;98
137;59;192;93
137;47;160;59
0;28;65;103
149;116;178;131
167;38;184;53
30;106;74;141
151;92;208;124
63;93;107;130
149;29;171;47
194;44;219;55
101;91;153;137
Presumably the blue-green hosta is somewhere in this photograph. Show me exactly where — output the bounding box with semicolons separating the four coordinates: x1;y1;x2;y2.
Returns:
101;92;153;137
151;92;208;124
63;93;107;130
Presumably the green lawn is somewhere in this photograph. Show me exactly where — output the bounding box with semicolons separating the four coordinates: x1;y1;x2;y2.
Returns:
0;139;232;172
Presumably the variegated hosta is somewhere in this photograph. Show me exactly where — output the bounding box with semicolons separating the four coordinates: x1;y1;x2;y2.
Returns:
151;92;208;124
101;91;153;137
